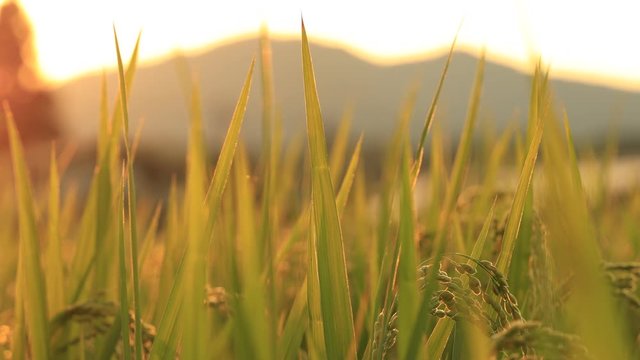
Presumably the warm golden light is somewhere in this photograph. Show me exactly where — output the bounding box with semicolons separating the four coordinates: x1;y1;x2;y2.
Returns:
17;0;640;90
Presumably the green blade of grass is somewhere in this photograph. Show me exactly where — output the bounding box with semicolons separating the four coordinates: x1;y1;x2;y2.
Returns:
307;213;328;360
369;87;420;359
153;179;182;325
397;140;418;359
109;31;141;143
495;70;544;275
234;144;273;359
277;133;362;359
277;278;309;360
408;53;485;360
182;79;210;359
68;31;141;303
138;203;163;275
149;251;186;360
97;71;110;159
114;28;143;360
541;89;632;359
117;172;132;360
301;19;356;358
46;145;65;316
329;106;353;184
335;134;363;215
258;25;278;345
5;104;50;360
205;59;255;238
413;30;458;168
182;59;254;358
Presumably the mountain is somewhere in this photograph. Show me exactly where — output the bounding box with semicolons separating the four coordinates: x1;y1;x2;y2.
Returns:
52;38;640;170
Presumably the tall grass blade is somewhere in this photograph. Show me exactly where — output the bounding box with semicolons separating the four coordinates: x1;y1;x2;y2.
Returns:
5;104;50;359
397;141;418;359
414;31;458;166
117;173;132;360
182;78;209;359
234;145;273;359
335;134;363;215
278;279;309;360
205;60;255;237
541;91;632;359
495;69;544;275
329;107;353;184
278;137;362;359
258;25;277;343
186;59;255;358
46;146;65;316
301;19;356;358
411;53;485;359
114;27;143;360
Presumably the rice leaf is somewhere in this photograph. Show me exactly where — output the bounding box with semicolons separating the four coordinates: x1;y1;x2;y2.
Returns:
5;103;50;360
181;78;210;359
541;88;632;359
407;53;485;359
335;134;363;215
114;27;143;360
46;145;65;316
138;203;163;275
495;70;544;274
258;25;277;342
397;140;418;359
301;19;356;358
413;30;458;169
277;279;309;360
117;173;132;360
205;60;255;237
234;144;273;359
329;107;353;184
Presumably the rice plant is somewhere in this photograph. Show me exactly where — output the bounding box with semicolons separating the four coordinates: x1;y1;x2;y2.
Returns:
0;20;638;360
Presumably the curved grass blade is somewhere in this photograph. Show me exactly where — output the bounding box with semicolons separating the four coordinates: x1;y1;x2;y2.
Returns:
397;141;418;359
277;278;308;360
205;59;255;236
405;53;485;359
495;68;544;275
335;134;363;215
46;145;65;316
258;26;278;343
277;133;363;359
302;19;356;359
5;103;50;360
117;173;132;360
413;30;459;169
541;90;632;359
329;107;353;184
181;79;210;359
187;60;255;358
114;28;143;360
234;145;273;359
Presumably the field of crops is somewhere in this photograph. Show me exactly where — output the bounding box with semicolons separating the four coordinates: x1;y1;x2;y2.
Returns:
0;22;639;359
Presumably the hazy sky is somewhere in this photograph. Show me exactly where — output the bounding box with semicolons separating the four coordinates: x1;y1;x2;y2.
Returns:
17;0;640;90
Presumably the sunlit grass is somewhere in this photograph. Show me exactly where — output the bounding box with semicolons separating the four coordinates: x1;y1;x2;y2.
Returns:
0;20;638;360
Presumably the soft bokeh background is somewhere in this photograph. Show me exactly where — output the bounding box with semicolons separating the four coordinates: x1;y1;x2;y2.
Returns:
1;0;639;180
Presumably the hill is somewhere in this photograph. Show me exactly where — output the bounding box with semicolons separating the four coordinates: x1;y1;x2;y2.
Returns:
53;38;640;170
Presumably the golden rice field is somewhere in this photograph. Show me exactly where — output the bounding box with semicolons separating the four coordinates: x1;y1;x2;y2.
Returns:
0;22;639;359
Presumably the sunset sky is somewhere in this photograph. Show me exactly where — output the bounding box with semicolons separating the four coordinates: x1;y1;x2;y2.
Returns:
17;0;640;91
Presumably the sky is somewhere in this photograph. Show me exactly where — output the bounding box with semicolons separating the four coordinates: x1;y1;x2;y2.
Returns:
16;0;640;91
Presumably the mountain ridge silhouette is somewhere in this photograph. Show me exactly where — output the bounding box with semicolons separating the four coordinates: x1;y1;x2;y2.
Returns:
53;37;640;167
